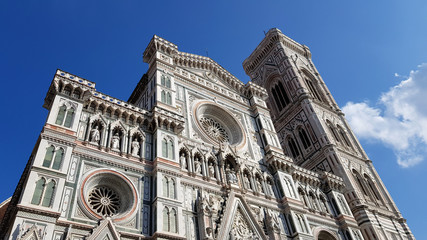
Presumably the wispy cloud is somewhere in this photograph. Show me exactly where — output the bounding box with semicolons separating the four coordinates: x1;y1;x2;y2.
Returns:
342;63;427;168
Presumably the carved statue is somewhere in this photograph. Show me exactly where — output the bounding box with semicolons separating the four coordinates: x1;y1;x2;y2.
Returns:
131;138;140;156
111;133;120;150
208;163;215;178
243;174;251;189
226;164;238;184
256;179;263;193
180;153;187;169
90;125;100;143
194;159;201;174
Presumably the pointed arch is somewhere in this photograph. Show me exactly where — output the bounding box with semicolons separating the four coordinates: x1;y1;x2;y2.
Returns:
31;178;46;205
42;145;55;168
42;180;56;207
52;147;64;170
56;105;67;125
64;107;75;128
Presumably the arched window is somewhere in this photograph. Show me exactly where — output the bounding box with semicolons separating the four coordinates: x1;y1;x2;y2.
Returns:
42;146;55;168
162;139;168;158
170;208;177;233
162;207;169;231
327;121;340;142
163;176;169;197
166;77;171;88
352;170;369;197
168;140;174;159
166;92;172;104
31;178;46;205
169;179;176;199
271;81;290;112
338;126;352;147
64;108;75;128
304;78;322;102
56;105;67;125
42;181;55;207
161;75;166;86
161;91;166;103
288;137;300;158
364;175;382;202
298;128;311;149
51;148;64;170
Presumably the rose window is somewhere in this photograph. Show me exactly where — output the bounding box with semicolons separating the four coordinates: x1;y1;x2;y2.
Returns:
192;101;246;148
88;186;121;217
199;117;229;143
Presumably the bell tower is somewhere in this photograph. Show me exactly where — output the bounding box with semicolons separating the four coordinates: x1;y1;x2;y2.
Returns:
243;28;414;240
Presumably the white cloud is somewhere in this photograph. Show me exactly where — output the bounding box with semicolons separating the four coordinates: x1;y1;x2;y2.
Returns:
342;63;427;168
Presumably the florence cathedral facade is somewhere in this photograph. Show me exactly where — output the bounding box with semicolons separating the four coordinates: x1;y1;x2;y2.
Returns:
0;29;415;240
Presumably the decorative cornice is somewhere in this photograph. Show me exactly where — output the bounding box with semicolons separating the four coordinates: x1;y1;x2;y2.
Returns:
243;28;311;75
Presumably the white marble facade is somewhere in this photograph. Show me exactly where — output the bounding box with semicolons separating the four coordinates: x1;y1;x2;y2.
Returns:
0;29;414;240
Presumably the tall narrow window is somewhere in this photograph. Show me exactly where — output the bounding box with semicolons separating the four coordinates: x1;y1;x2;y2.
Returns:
64;108;75;128
288;138;300;158
163;207;169;231
56;105;67;125
31;178;45;205
43;146;55;168
169;179;176;199
298;128;311;149
167;92;172;105
328;124;340;142
52;148;64;170
167;140;174;159
271;87;283;111
163;176;169;197
277;82;290;105
170;208;177;233
305;78;322;102
166;77;171;88
42;181;55;207
162;139;168;158
161;91;166;103
338;127;351;147
161;75;166;86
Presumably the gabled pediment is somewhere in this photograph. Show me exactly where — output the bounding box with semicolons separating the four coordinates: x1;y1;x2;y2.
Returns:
20;225;42;240
87;218;120;240
217;192;267;240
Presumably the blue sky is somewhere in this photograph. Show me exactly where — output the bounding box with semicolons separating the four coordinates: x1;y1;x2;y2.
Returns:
1;0;426;238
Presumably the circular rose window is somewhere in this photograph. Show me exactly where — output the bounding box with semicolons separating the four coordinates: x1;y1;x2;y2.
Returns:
79;169;139;223
193;101;246;148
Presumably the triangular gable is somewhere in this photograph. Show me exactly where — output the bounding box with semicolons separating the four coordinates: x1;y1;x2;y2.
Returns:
20;225;42;240
87;218;121;240
217;192;267;240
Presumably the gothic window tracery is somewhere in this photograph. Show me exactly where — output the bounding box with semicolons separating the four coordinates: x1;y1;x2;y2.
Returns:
55;104;75;128
31;177;56;207
162;137;174;159
162;206;177;233
42;145;64;170
271;81;291;112
287;137;300;158
297;127;311;149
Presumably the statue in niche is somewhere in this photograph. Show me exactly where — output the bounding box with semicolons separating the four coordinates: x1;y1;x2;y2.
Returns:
256;179;263;193
90;125;100;143
131;138;140;156
243;174;251;190
111;133;120;150
180;153;187;170
194;158;201;174
208;162;215;178
226;164;238;184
